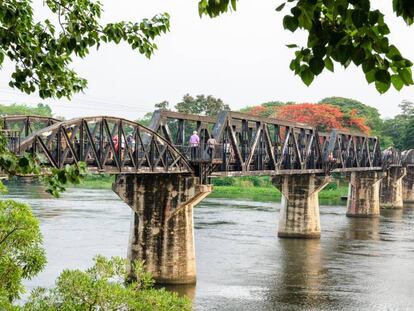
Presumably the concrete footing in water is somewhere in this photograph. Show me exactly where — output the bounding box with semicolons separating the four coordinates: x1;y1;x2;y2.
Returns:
380;167;406;209
112;174;211;285
403;166;414;204
272;174;330;239
346;171;384;218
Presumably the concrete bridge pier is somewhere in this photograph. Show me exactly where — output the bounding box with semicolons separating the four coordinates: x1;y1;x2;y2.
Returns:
346;171;384;217
403;166;414;203
380;167;406;209
113;174;212;285
272;174;330;239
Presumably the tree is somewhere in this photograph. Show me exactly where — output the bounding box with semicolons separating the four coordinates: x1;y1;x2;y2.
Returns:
0;200;46;305
381;100;414;149
24;256;191;311
404;118;414;149
240;105;269;117
0;1;169;99
154;100;170;111
0;103;53;117
198;0;414;93
175;94;229;116
319;97;382;132
240;101;292;117
399;100;414;116
382;116;407;149
275;103;370;134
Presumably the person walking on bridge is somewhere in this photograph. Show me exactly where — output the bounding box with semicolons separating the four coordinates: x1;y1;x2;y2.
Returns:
189;131;200;160
207;135;217;161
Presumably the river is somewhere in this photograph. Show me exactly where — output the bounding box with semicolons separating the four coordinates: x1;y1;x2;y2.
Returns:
6;183;414;310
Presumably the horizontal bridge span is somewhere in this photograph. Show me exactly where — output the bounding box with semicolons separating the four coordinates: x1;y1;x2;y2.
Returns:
149;110;388;177
16;116;193;174
3;111;409;178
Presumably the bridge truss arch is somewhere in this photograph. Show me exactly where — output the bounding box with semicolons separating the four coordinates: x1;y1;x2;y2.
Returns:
1;115;60;137
1;115;61;151
18;116;193;174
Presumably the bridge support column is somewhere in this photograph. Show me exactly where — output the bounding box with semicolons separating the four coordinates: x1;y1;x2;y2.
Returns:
112;174;212;285
380;167;406;209
403;167;414;203
346;171;384;217
272;174;330;239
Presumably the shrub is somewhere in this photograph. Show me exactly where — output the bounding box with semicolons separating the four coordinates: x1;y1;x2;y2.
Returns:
23;256;191;311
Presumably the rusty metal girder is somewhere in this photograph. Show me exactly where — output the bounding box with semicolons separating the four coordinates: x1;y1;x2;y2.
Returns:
16;116;193;174
4;111;406;178
1;115;60;138
149;110;384;176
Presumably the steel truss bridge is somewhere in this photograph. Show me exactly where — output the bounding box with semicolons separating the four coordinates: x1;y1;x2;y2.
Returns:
1;111;409;179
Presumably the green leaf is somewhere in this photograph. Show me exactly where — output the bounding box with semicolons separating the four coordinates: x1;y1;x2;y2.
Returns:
399;68;414;85
375;80;391;94
352;48;366;66
276;3;285;11
365;70;376;84
297;4;314;30
309;57;324;75
351;10;368;28
375;70;391;84
362;58;375;73
300;69;314;86
386;45;403;61
324;57;334;72
391;74;404;90
335;45;352;64
286;44;298;48
378;24;390;35
283;15;298;32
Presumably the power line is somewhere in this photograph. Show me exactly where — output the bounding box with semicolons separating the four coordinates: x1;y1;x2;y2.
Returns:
0;88;157;114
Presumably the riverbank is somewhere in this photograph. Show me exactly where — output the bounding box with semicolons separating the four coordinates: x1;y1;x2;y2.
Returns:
209;185;347;204
75;175;348;204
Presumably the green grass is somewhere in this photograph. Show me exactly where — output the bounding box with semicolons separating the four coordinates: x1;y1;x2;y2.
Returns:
72;175;114;189
210;185;348;204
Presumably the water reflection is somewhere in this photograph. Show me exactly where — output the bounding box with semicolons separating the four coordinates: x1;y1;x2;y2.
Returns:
343;217;381;240
403;202;414;209
161;284;196;302
267;239;328;310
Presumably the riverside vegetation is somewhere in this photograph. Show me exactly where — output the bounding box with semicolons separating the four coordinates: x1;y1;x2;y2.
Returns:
75;175;348;205
0;187;191;310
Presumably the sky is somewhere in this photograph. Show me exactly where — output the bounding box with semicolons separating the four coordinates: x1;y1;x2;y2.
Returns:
0;0;413;120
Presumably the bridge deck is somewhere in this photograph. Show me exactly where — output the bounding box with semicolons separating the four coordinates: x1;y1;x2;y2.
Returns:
1;112;408;178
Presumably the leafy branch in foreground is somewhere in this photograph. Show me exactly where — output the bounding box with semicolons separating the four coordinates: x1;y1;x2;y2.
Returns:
198;0;414;94
0;130;86;197
24;256;191;311
42;163;86;197
0;200;46;305
0;0;170;99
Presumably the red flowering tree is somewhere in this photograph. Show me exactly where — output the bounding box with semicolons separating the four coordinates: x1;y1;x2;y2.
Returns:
247;105;268;116
275;103;370;134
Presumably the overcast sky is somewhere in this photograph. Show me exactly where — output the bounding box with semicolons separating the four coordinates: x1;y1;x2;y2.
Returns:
0;0;413;119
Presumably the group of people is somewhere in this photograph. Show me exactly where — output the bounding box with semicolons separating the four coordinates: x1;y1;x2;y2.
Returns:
110;134;136;160
189;131;217;160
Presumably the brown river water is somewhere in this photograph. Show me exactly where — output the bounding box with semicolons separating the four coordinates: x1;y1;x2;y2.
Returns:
5;183;414;310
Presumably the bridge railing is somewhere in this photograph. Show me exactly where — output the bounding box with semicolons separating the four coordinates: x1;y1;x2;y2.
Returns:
1;130;21;152
14;117;193;174
148;110;384;175
2;112;398;177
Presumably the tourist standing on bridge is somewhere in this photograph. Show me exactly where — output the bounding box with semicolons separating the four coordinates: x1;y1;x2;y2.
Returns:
207;135;217;160
189;131;200;160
